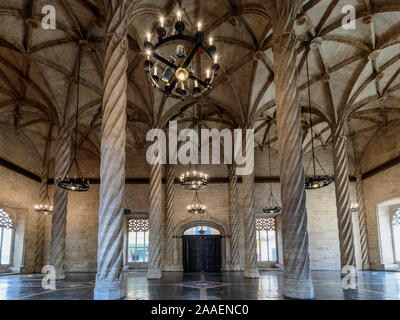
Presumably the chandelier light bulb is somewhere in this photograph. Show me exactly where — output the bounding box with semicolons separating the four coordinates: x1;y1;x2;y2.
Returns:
197;22;202;31
206;69;210;79
146;33;151;42
214;55;218;64
160;16;164;27
177;10;182;21
209;37;213;45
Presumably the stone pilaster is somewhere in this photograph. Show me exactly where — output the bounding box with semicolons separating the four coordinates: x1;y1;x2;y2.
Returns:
356;174;370;270
229;165;241;271
242;173;259;278
94;25;129;299
148;162;163;279
332;125;356;274
263;0;314;299
50;129;70;280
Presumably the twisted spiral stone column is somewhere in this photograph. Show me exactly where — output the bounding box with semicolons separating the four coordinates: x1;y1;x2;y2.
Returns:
332;125;356;274
265;0;314;299
229;165;241;271
356;174;370;270
34;167;49;272
94;31;129;300
148;162;163;279
50;130;70;280
242;173;259;278
163;164;177;271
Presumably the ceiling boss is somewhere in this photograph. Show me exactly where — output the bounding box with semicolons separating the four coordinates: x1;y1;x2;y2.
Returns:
143;1;220;100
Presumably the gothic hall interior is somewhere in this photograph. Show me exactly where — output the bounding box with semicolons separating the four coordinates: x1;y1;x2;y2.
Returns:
0;0;400;301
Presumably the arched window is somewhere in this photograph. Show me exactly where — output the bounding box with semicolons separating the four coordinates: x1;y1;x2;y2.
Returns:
392;209;400;263
127;218;149;263
256;218;277;262
0;209;13;265
183;226;221;236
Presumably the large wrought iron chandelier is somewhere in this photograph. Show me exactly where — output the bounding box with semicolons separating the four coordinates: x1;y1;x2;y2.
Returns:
180;102;208;190
187;190;206;214
57;48;89;192
34;191;53;216
304;45;334;190
263;128;281;215
143;0;220;100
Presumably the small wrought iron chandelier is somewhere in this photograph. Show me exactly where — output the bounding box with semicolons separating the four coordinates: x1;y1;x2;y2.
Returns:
34;203;53;215
187;190;206;214
180;101;208;190
57;47;89;192
304;45;334;190
143;0;220;100
34;191;53;215
263;127;281;214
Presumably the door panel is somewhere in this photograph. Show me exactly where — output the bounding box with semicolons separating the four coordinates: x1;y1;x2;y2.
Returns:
183;235;222;273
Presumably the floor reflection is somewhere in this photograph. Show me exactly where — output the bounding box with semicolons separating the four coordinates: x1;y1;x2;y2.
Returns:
0;270;399;300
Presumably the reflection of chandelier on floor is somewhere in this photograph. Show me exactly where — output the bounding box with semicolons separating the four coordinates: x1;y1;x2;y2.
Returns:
263;127;281;214
143;0;220;100
304;45;334;190
57;47;89;192
187;190;206;214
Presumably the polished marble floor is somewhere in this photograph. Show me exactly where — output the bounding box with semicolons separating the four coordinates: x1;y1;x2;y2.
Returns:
0;270;399;300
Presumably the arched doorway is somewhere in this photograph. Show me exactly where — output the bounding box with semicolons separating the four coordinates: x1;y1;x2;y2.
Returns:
182;225;222;273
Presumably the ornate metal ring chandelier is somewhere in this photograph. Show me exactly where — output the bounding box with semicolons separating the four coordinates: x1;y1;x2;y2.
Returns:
57;47;89;192
180;170;208;190
143;1;220;100
187;190;206;214
180;101;208;190
304;44;333;190
263;127;281;215
34;203;53;215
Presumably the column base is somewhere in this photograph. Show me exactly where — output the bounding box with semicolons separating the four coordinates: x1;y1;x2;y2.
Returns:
227;264;242;271
163;265;183;272
147;268;162;279
244;267;259;278
94;279;125;300
283;276;314;299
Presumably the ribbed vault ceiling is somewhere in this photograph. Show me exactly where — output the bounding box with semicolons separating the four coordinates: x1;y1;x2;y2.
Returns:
0;0;399;173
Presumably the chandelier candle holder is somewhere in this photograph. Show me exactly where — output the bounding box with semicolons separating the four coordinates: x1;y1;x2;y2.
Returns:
187;190;206;214
57;47;89;192
180;170;208;190
263;127;281;215
304;44;334;190
34;203;53;215
143;1;220;100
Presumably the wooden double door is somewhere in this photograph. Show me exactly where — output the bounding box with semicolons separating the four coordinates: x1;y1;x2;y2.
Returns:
183;235;222;273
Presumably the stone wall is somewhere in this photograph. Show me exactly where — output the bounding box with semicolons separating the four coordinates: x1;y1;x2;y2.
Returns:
0;130;371;274
360;122;400;270
0;166;40;273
